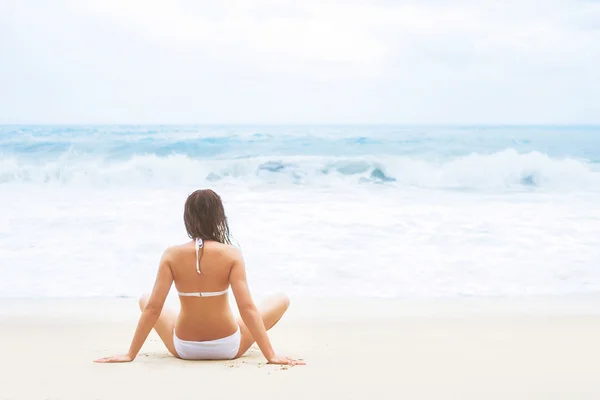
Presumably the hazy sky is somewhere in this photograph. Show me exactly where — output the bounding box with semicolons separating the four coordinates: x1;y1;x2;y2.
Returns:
1;0;599;124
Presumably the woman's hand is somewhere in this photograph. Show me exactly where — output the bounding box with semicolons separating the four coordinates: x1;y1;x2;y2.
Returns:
267;355;306;366
94;353;134;363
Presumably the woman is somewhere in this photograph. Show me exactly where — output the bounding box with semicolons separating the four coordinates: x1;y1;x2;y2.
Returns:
95;189;304;365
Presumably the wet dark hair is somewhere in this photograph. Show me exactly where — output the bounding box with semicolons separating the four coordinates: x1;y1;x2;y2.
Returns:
183;189;232;245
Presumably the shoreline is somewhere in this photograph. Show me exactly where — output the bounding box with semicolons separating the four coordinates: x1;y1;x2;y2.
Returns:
2;295;600;399
2;292;600;318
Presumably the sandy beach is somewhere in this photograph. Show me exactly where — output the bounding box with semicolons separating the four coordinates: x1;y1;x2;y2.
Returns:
1;295;599;400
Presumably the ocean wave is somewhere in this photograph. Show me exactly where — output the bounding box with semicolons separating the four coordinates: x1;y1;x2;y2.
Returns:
0;150;598;191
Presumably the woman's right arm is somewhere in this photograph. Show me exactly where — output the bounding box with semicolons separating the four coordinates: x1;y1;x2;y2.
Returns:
229;248;303;365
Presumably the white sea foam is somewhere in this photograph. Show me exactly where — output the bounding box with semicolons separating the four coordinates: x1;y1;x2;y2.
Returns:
1;184;599;298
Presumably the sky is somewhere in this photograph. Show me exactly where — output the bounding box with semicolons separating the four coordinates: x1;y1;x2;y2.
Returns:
1;0;600;124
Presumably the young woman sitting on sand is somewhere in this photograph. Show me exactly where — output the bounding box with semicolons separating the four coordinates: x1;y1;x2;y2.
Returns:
95;189;304;366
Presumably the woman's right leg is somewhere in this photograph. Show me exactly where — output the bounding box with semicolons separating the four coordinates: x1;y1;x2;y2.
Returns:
234;293;290;358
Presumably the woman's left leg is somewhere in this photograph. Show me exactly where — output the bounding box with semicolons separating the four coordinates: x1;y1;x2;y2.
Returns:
138;293;179;358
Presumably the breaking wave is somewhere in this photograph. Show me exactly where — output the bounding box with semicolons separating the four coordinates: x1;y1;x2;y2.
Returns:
0;149;598;191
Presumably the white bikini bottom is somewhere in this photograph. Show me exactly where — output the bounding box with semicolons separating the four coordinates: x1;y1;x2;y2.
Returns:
173;328;241;360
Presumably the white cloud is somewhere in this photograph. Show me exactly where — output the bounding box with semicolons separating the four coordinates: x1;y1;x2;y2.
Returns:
1;0;599;123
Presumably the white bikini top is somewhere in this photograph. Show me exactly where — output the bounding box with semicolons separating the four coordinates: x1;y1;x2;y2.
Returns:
177;238;229;298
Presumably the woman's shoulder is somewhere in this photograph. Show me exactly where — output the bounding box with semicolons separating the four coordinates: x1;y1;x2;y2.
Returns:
159;243;185;262
208;241;243;260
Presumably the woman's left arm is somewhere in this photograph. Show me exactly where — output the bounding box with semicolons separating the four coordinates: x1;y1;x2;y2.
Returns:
94;248;174;363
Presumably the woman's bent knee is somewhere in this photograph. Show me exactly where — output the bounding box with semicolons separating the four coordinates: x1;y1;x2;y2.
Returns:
275;292;290;310
138;293;150;310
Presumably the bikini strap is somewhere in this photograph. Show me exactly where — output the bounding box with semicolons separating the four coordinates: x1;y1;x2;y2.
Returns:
195;238;204;274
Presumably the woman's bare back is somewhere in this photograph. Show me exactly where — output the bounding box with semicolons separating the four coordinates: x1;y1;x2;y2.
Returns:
170;240;239;341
